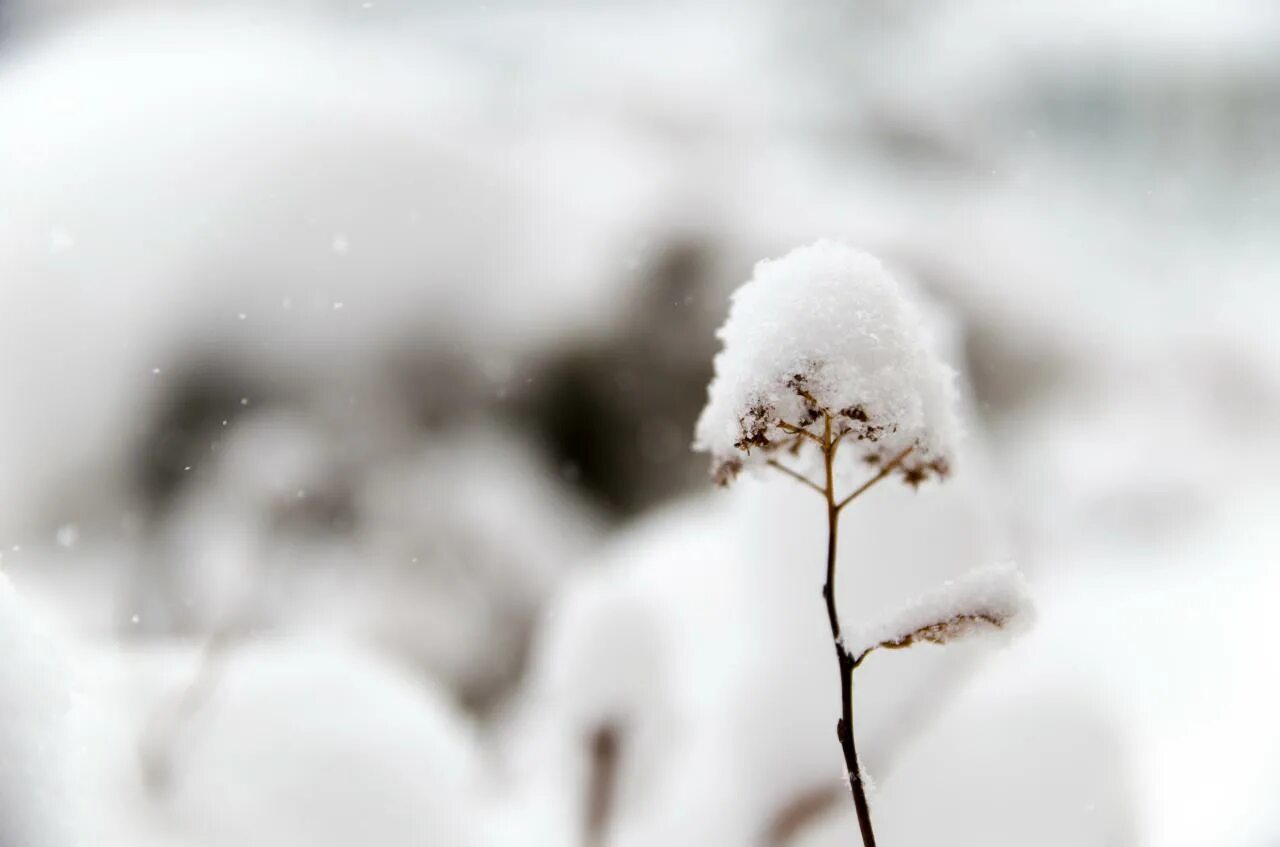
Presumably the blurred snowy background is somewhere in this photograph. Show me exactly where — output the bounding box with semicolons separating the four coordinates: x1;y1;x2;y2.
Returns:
0;1;1277;845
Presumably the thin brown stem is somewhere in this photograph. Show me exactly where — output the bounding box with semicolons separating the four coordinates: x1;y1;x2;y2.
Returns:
766;459;824;495
818;414;878;847
836;446;914;512
776;421;823;445
766;415;907;845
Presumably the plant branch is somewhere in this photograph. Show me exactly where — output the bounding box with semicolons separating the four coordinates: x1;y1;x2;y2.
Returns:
776;420;823;445
760;412;911;845
766;459;824;495
836;445;914;512
820;414;878;847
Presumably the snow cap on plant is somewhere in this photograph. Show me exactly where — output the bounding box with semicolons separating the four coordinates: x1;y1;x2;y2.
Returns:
694;239;961;485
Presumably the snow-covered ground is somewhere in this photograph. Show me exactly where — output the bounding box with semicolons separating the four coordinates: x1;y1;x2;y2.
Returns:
1;1;1278;845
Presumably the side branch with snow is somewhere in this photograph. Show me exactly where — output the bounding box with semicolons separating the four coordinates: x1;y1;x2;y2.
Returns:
850;564;1033;666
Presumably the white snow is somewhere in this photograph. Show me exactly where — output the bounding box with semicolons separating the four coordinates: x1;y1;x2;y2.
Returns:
694;239;961;485
0;574;74;847
0;1;1275;845
850;563;1033;660
72;636;494;847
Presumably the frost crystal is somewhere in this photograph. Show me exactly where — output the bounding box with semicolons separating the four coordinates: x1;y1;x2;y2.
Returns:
694;239;960;486
850;563;1033;660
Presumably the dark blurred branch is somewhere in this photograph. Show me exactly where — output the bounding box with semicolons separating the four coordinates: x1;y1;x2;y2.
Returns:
584;723;622;847
764;784;840;846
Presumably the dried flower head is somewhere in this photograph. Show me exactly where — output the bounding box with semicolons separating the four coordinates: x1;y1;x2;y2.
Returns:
850;563;1034;663
694;239;960;485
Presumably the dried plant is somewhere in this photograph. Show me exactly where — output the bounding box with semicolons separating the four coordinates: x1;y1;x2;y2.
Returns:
694;240;1030;846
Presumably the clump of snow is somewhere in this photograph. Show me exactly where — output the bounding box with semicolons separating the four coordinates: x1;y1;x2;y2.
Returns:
168;639;489;847
80;637;491;847
694;239;961;486
0;573;73;847
851;563;1033;660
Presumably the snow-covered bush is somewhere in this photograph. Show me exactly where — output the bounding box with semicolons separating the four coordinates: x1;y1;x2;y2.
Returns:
695;239;1031;846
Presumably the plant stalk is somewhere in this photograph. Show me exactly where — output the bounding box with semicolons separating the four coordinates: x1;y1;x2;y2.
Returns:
819;415;878;847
